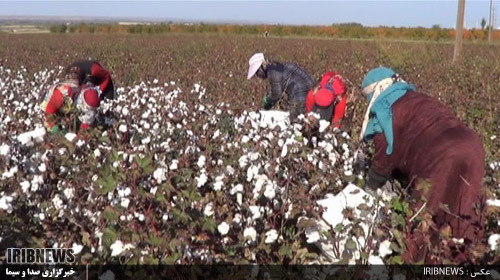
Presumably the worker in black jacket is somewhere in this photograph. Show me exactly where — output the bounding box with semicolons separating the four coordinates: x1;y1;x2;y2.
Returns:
247;53;317;121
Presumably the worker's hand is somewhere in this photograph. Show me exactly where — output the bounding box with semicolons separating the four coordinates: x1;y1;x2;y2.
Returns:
262;97;272;110
332;127;341;134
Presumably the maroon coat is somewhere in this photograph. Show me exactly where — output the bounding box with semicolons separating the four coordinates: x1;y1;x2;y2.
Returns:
371;91;485;242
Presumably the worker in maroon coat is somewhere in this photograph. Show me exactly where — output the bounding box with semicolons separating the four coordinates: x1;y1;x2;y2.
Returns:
361;67;485;247
66;60;115;101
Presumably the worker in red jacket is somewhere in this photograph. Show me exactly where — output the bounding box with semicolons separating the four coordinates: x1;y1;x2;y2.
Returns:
305;71;347;131
361;67;485;250
66;60;115;101
40;67;100;133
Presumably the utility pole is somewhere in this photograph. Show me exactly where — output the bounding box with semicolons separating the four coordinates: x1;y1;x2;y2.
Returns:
453;0;466;64
489;0;493;41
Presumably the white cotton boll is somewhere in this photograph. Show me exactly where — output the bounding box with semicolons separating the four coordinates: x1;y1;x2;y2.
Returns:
196;172;208;188
226;165;235;176
212;129;221;139
120;198;130;208
236;193;243;206
162;214;168;221
204;203;214;216
264;229;278;244
0;143;10;156
230;184;243;195
141;136;151;145
63;188;74;200
65;133;77;142
249;205;262;220
217;222;230;236
149;187;157;195
243;227;257;243
304;227;321;243
153;167;167;184
138;214;145;222
280;145;288;158
52;195;63;210
344;170;353;176
213;180;224;191
0;195;14;213
197;155;206;168
72;243;84;255
119;124;127;133
319;120;330;133
489;234;500;251
487;199;500;207
239;155;249;168
169;160;178;170
232;213;242;224
378;240;392;258
20;181;30;192
110;240;124;257
264;183;276;200
76;139;85;147
122;107;129;116
94;148;101;158
242;135;250;143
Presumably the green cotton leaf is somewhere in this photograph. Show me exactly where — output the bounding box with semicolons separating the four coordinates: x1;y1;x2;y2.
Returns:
147;235;165;247
172;208;191;224
345;239;357;250
392;200;404;213
279;245;293;258
102;227;118;247
81;232;91;247
334;223;344;233
201;217;216;234
102;206;120;222
96;176;117;194
390;255;404;265
392;230;406;252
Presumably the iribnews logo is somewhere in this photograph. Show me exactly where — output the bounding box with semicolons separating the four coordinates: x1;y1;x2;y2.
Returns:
6;248;75;264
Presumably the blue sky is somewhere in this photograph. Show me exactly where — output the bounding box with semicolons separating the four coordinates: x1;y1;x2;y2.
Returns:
0;1;498;28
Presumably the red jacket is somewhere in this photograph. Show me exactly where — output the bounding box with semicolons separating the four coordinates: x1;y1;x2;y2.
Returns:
68;60;113;99
42;82;100;130
305;71;347;128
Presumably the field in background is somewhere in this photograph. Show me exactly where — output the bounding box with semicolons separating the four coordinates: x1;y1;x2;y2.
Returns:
0;33;498;266
1;33;497;155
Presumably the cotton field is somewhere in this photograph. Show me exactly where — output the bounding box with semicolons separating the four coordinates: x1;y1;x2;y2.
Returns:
0;64;498;266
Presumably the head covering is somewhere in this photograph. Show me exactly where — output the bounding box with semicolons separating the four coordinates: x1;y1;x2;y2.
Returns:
361;67;396;96
314;88;335;107
247;53;266;80
359;67;416;155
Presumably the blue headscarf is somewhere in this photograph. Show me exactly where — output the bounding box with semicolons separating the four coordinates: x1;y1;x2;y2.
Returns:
361;67;416;155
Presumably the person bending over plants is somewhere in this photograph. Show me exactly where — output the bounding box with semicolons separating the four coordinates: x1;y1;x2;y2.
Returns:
40;66;100;133
247;53;317;122
66;59;115;101
305;71;348;132
360;67;485;259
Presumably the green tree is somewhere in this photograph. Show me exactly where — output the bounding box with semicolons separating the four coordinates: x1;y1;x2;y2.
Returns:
481;17;487;30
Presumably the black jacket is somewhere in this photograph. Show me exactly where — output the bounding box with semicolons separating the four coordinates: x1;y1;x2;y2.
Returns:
265;62;316;106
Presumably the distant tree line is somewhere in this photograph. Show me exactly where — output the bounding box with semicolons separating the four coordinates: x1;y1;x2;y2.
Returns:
48;23;500;41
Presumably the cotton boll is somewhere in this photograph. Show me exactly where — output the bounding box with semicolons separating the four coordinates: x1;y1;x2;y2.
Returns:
243;227;257;243
217;222;230;236
264;229;278;244
489;234;500;251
